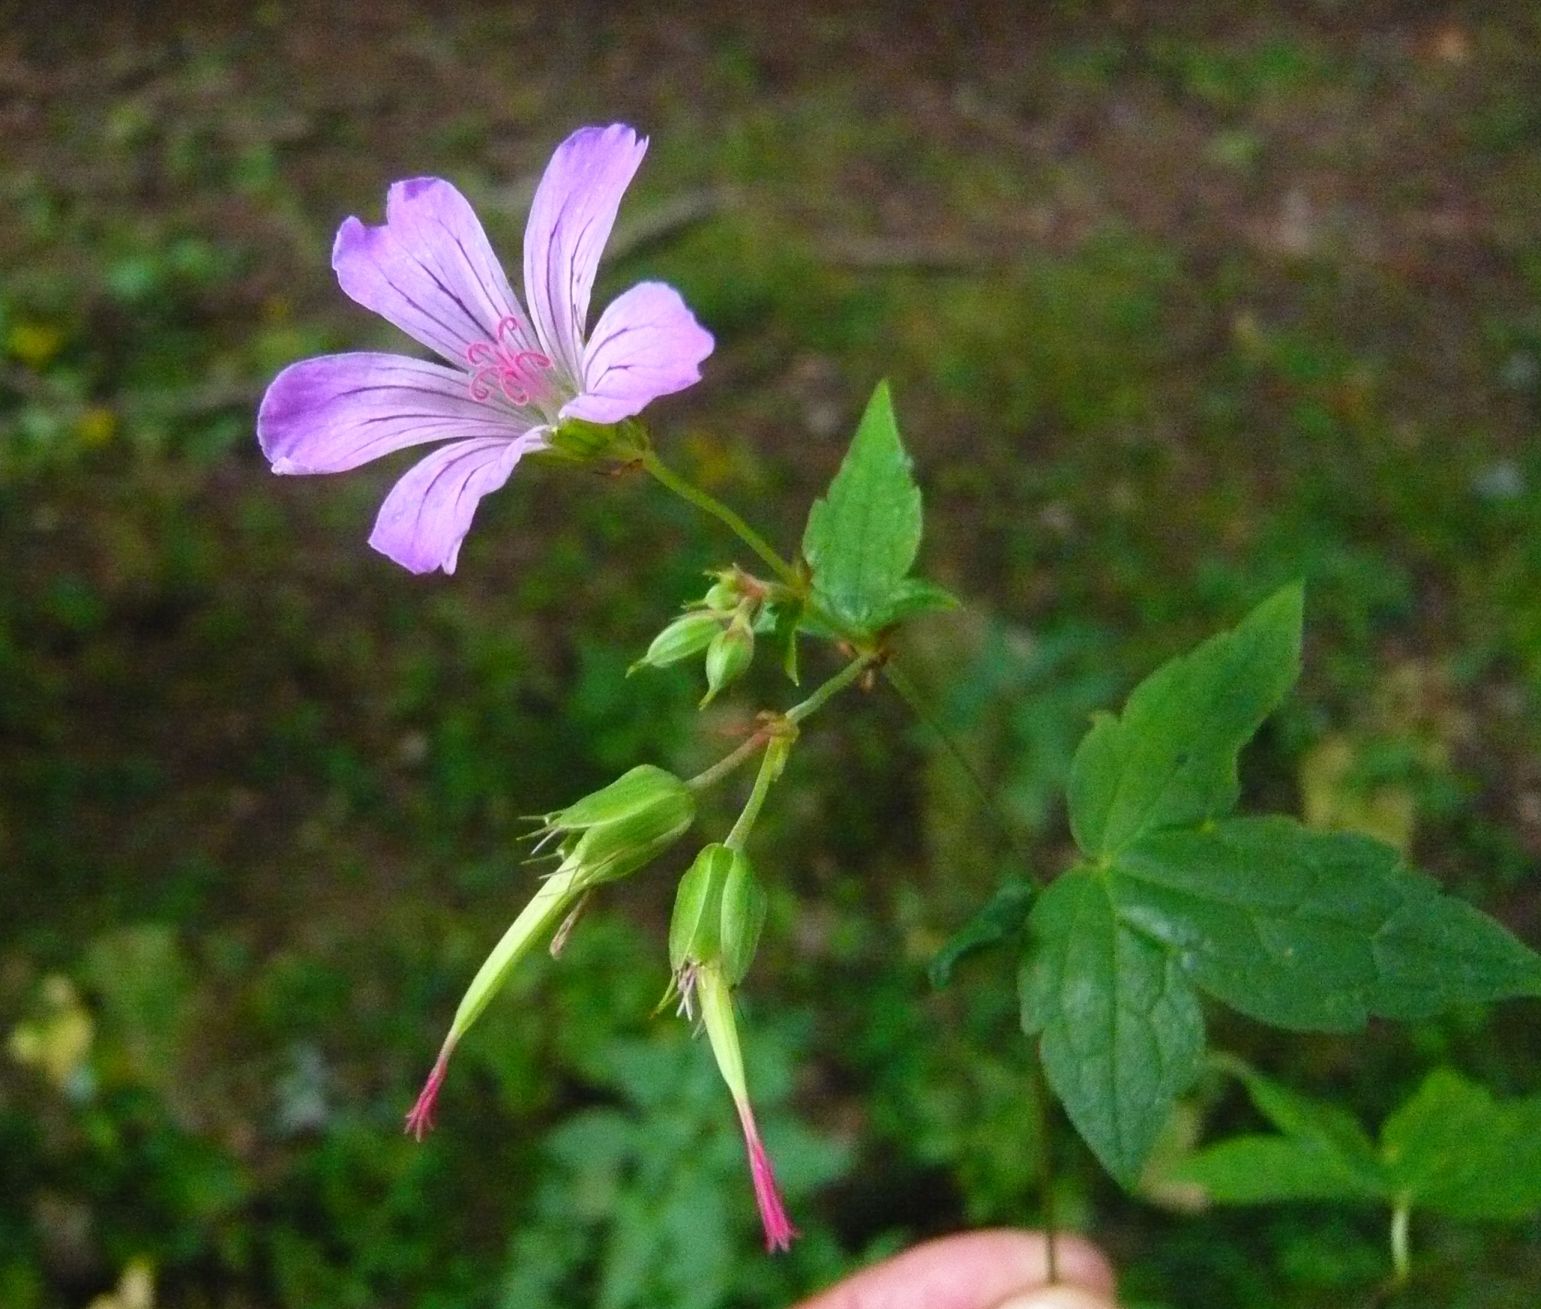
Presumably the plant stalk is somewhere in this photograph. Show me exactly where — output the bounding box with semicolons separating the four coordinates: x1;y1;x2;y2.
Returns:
640;448;798;587
725;738;791;851
1029;1048;1061;1284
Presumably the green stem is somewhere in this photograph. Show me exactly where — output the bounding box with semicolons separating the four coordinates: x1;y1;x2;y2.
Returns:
1390;1203;1411;1285
686;732;767;792
640;449;798;587
725;737;791;851
787;655;872;725
882;661;1044;889
1028;1050;1061;1284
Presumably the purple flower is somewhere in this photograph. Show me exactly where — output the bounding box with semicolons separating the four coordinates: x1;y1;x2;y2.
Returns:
257;124;714;574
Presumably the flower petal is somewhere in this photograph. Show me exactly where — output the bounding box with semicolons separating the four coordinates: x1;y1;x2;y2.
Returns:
523;124;648;383
258;352;535;475
333;178;533;367
368;437;535;575
562;281;715;425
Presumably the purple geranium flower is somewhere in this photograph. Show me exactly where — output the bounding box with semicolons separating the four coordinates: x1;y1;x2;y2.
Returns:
257;124;713;574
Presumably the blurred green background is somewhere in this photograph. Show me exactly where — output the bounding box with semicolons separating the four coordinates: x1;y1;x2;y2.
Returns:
3;3;1540;1306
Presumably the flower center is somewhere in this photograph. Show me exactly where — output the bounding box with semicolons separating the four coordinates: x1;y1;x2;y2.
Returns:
465;315;552;407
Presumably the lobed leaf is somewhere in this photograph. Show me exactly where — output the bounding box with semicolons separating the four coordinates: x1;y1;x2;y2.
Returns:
1020;870;1205;1187
1114;817;1541;1031
1176;1066;1541;1223
1379;1068;1541;1222
1175;1135;1384;1205
1067;584;1302;859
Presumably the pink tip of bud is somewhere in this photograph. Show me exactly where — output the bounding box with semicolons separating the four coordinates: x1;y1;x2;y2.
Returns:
738;1102;798;1253
404;1055;449;1141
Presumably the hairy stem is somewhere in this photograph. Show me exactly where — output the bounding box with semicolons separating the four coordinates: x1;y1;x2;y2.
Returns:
726;737;792;851
687;731;768;791
787;654;872;725
640;449;798;586
882;661;1044;889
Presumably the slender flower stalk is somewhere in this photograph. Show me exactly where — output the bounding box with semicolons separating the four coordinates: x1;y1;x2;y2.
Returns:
639;448;798;587
786;655;873;726
724;738;791;851
696;961;797;1252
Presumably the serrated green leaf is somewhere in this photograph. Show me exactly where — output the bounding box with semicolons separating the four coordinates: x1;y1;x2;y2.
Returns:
1020;870;1205;1187
802;381;924;635
1113;817;1541;1031
1177;1067;1541;1222
1380;1069;1541;1221
871;577;960;629
929;877;1034;988
1171;1066;1388;1208
1067;585;1303;858
1233;1065;1384;1181
1174;1135;1385;1205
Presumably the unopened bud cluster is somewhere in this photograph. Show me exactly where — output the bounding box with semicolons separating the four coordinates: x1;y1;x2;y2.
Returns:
631;569;766;705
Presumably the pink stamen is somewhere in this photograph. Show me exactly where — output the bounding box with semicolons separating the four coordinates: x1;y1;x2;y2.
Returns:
463;315;552;407
736;1100;798;1253
404;1051;450;1141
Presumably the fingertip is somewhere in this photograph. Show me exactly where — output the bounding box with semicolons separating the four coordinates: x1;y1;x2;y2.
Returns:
792;1229;1116;1309
986;1229;1116;1301
995;1289;1114;1309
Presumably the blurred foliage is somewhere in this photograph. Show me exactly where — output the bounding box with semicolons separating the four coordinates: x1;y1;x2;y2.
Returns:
3;3;1541;1308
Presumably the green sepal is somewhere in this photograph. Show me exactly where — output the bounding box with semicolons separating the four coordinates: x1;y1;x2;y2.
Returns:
542;764;695;886
546;415;647;462
701;612;754;706
670;844;732;972
630;610;722;675
719;849;768;984
668;843;766;984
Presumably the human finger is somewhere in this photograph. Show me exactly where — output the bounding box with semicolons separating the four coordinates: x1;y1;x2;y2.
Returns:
793;1229;1116;1309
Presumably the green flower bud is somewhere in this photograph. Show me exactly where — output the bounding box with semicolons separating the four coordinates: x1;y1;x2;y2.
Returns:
700;578;741;612
541;764;695;887
630;610;723;675
719;850;768;984
701;612;754;707
669;843;767;984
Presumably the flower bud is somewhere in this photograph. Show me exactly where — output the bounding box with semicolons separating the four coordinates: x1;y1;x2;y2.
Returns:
544;764;696;888
669;843;767;983
699;574;742;612
701;611;754;706
629;610;722;675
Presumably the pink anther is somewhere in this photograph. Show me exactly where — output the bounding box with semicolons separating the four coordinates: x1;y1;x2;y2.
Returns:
464;317;553;407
